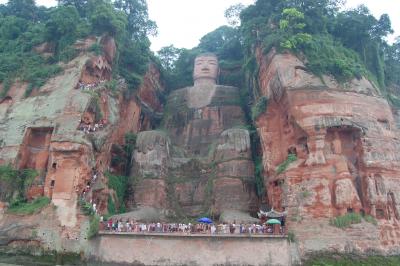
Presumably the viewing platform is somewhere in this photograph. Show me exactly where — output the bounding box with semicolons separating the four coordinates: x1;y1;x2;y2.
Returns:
98;231;287;239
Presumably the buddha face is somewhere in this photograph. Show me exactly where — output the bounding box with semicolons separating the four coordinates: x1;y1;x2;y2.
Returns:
193;54;219;83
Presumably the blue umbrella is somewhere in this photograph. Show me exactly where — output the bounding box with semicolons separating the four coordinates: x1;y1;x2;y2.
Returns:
197;217;213;224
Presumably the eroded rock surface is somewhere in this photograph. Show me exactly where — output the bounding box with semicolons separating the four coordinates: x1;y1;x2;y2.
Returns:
0;35;165;237
255;49;400;254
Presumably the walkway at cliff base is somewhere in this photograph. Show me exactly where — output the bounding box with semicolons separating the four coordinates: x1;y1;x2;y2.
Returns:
90;227;295;266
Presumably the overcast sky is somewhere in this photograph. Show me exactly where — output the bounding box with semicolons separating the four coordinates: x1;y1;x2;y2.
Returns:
1;0;399;51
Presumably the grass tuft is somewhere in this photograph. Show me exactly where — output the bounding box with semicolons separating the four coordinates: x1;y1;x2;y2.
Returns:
87;215;100;239
304;253;400;266
329;213;362;228
7;197;50;215
276;154;297;174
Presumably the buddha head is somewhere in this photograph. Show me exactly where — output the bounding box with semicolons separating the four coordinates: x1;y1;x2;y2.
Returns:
193;53;219;86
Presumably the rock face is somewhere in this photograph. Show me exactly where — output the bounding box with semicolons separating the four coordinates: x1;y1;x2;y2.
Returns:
131;131;169;209
0;35;164;230
255;48;400;254
1;34;400;259
131;54;257;217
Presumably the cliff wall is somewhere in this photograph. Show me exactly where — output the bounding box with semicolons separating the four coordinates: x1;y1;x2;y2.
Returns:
254;48;400;255
0;36;165;244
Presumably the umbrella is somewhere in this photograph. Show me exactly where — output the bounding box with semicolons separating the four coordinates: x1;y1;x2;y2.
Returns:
266;219;281;225
197;217;213;224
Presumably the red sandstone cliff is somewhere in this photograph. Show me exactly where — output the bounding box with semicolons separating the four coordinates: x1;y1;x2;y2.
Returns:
254;47;400;254
1;35;400;259
0;35;165;244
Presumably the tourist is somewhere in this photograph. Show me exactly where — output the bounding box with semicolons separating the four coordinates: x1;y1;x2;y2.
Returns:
107;219;112;230
99;220;287;236
211;224;216;235
118;220;123;232
230;221;236;234
267;226;273;234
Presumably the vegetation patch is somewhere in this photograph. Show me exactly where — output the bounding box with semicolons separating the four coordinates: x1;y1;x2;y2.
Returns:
303;253;400;266
79;198;95;216
87;214;100;239
251;96;268;121
88;43;103;55
0;251;83;266
300;190;311;199
123;132;137;173
254;156;265;197
104;79;118;91
0;0;156;96
107;195;116;215
237;0;400;100
276;154;297;174
363;215;378;225
301;35;365;82
0;165;38;202
329;213;362;228
287;230;296;243
165;176;185;220
106;172;128;213
7;197;50;215
388;94;400;108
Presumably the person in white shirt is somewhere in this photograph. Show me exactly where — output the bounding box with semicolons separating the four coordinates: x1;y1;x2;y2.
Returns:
211;224;216;235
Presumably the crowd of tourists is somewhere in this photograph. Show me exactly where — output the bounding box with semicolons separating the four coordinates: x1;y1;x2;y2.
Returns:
77;80;107;91
80;168;100;213
78;120;106;134
99;219;286;235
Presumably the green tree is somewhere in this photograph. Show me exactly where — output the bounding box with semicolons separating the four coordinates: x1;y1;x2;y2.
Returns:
385;37;400;89
57;0;88;16
224;3;245;27
157;45;183;71
45;5;80;42
162;48;200;90
0;15;27;40
333;6;393;87
5;0;37;21
279;8;311;50
116;36;150;91
88;0;127;37
113;0;157;40
285;0;344;33
198;26;243;60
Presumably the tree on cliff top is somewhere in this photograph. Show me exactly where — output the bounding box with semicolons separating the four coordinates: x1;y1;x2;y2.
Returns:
113;0;157;39
238;0;398;89
0;0;157;94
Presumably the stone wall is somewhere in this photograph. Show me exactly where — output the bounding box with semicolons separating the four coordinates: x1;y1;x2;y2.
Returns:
87;233;295;266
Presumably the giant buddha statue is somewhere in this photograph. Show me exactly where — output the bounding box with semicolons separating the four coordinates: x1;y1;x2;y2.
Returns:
131;53;257;219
